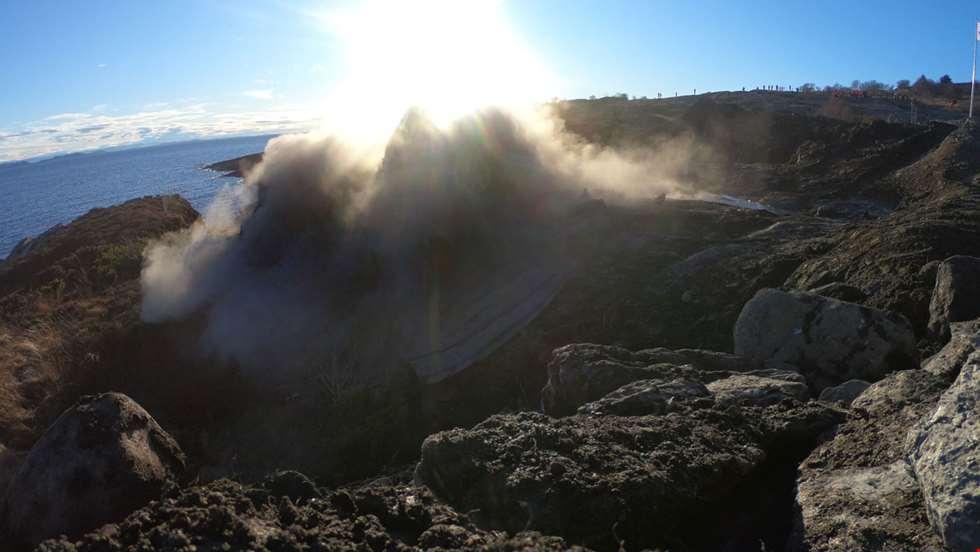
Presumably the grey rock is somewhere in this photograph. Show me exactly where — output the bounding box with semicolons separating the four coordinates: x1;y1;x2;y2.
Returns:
706;370;809;406
817;379;871;407
734;288;918;391
906;353;980;552
923;319;980;379
793;462;937;551
852;370;950;416
791;369;949;551
927;255;980;341
1;393;185;546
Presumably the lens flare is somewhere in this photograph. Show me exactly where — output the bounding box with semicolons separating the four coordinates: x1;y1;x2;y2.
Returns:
315;0;558;142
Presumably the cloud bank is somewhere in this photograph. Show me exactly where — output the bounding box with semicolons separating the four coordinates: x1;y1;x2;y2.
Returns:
0;102;316;162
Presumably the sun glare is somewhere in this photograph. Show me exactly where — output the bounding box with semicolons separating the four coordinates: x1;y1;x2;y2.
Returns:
318;0;557;142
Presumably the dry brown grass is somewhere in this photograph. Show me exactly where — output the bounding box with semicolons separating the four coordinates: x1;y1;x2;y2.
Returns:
0;319;70;449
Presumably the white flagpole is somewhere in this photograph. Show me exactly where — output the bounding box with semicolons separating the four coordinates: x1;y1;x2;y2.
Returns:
971;20;978;119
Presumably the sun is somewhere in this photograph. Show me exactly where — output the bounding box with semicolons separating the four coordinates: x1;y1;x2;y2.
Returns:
317;0;557;142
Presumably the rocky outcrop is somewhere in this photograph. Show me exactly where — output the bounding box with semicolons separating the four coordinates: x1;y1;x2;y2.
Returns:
37;476;584;551
923;319;980;379
816;379;870;406
791;370;950;551
1;393;186;547
0;195;197;297
906;353;980;552
541;343;784;416
204;152;264;178
927;255;980;340
734;288;918;391
418;389;843;550
705;370;809;406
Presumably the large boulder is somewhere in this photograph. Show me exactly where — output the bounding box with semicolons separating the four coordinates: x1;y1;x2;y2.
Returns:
417;399;842;550
1;393;186;546
790;369;950;551
927;255;980;341
734;288;918;391
906;353;980;552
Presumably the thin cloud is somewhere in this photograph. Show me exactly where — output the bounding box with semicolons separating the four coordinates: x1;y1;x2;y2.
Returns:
243;89;275;100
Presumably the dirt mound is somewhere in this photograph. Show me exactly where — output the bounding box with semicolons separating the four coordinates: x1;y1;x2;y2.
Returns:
787;122;980;343
38;474;584;551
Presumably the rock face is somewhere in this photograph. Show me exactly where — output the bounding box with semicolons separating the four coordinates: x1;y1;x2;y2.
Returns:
927;255;980;340
38;476;583;551
1;393;186;546
734;288;918;391
907;353;980;552
791;369;951;551
817;379;870;406
419;363;844;550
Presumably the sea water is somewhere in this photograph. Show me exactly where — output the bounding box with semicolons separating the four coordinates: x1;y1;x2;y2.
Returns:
0;135;273;258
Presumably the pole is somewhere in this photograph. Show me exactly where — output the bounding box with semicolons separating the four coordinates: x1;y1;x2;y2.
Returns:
971;20;977;119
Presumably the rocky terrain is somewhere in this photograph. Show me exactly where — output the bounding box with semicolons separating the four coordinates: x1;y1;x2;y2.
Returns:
2;96;979;550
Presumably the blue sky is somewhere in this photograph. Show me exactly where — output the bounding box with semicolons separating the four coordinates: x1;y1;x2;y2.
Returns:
2;0;979;160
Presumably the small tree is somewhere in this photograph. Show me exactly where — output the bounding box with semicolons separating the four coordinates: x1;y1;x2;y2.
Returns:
896;79;911;89
913;75;936;96
859;80;891;94
800;83;817;93
938;74;957;98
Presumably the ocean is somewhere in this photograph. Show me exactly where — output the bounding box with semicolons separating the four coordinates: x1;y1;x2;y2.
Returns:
0;134;273;258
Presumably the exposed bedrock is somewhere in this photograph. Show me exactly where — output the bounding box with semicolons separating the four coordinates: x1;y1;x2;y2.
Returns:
419;344;844;550
792;315;980;551
906;351;980;552
790;369;950;551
